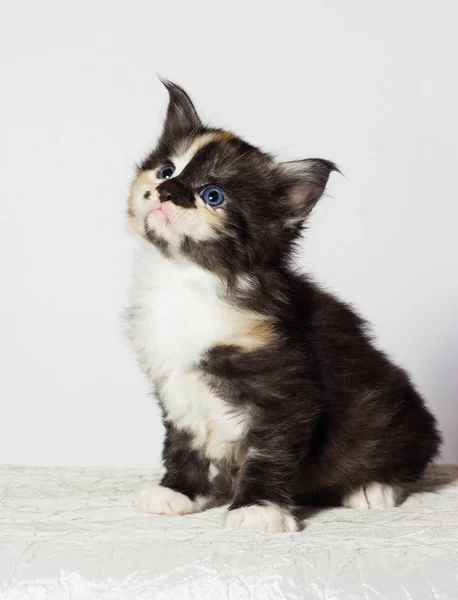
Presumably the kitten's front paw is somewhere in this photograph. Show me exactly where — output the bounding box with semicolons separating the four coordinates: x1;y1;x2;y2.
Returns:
225;503;300;533
135;485;194;515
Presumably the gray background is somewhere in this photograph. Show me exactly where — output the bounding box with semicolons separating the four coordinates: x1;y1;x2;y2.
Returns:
1;0;456;466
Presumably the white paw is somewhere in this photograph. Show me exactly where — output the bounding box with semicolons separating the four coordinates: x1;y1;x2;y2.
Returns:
343;483;399;509
135;485;195;515
225;504;299;533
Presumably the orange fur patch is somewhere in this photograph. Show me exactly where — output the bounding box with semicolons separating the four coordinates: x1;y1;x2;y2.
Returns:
128;171;154;211
132;170;155;191
220;312;276;350
128;171;156;235
193;131;236;151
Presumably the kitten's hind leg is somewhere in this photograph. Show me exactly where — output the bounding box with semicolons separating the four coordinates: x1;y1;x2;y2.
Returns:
343;482;403;509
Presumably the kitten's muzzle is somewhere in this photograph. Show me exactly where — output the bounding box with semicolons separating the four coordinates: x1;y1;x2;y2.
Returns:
157;179;195;209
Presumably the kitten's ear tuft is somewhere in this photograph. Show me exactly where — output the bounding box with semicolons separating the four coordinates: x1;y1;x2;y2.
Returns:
279;159;340;222
159;78;202;139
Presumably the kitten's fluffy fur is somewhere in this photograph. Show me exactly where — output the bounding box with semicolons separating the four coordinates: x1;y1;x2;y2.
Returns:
126;80;441;532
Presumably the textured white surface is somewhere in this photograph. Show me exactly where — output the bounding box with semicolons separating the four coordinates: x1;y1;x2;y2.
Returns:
0;465;457;600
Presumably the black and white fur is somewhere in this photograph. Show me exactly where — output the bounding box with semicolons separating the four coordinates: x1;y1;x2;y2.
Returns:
126;80;441;532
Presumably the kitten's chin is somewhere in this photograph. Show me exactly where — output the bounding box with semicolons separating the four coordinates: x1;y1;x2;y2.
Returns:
145;211;173;237
144;214;182;252
143;210;217;252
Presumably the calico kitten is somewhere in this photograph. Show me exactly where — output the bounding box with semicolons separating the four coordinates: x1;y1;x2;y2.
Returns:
126;80;441;532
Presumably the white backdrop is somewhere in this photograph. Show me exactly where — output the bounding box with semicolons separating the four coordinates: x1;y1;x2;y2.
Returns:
1;1;457;467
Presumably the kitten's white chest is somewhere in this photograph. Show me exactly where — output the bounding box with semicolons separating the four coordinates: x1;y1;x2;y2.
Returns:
128;243;246;460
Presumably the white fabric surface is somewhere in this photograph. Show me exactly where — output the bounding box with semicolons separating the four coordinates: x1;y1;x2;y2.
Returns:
0;465;457;600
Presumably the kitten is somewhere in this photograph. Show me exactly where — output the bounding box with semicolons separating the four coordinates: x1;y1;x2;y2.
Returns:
126;80;441;532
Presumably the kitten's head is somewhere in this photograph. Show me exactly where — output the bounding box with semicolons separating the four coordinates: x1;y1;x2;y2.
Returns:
128;80;337;276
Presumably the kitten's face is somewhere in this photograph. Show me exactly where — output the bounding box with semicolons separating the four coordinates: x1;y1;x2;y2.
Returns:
128;81;336;275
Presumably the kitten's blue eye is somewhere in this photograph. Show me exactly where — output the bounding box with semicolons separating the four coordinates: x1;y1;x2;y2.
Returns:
200;185;224;207
157;164;175;179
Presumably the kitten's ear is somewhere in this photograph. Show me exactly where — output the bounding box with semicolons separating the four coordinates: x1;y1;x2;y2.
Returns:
279;159;339;222
159;78;202;140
